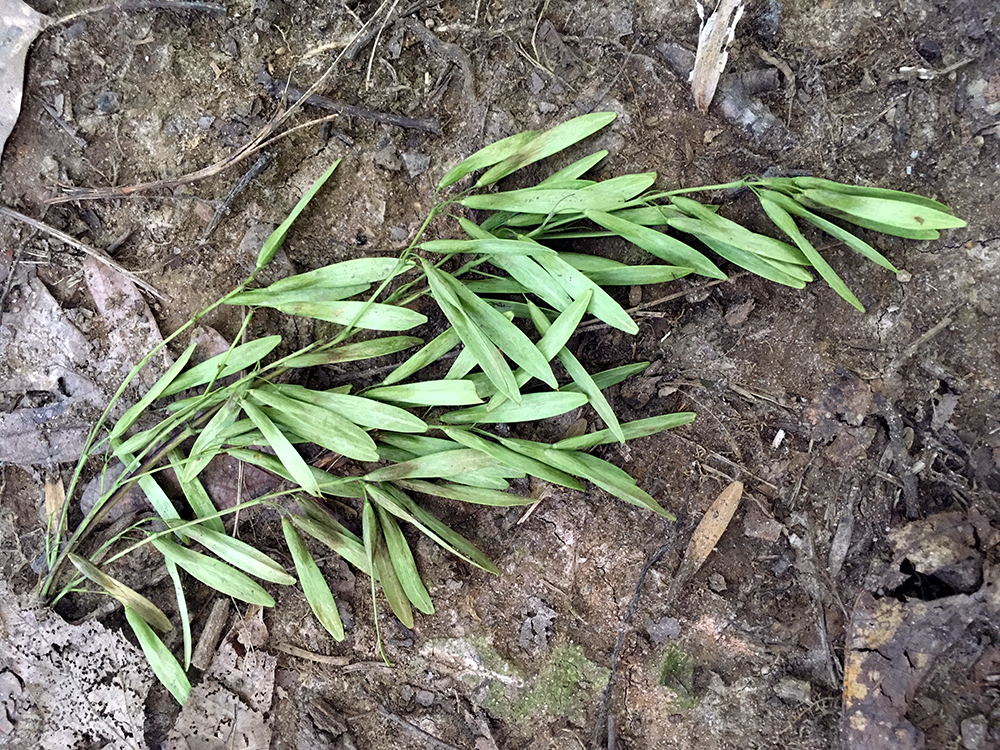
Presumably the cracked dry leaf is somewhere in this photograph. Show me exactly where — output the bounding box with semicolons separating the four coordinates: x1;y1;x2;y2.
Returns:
0;0;49;159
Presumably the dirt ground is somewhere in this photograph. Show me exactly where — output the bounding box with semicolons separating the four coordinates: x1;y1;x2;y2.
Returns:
2;0;999;748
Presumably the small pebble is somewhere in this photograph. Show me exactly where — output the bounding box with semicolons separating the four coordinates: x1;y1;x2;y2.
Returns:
775;676;812;704
415;689;435;707
95;91;119;114
646;616;681;644
961;714;988;750
708;573;727;593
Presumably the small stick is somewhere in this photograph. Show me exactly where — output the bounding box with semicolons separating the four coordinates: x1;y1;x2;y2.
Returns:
200;153;273;242
258;70;441;134
0;206;164;299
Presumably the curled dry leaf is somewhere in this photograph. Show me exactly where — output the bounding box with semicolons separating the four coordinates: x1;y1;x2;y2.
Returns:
672;480;744;591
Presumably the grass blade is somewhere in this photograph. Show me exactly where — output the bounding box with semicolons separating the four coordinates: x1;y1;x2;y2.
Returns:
281;518;345;640
561;361;651;393
241;401;321;496
553;413;697;449
161;336;282;397
438;129;539;189
698;235;812;287
166;519;296;585
284;336;422;368
796;188;966;232
168;448;224;533
269;384;428;434
441;428;584;490
382;328;461;385
227;448;366;498
366;483;499;574
69;553;172;632
164;560;191;668
376;505;434;614
110;340;198;440
125;607;190;705
423;261;520;403
788;176;954;212
365;449;499;482
241;299;427;331
291;512;371;576
394;479;534;506
363;499;413;628
182;396;243;484
539;150;609;184
257;160;340;268
152;536;276;606
442;391;588;424
365;380;483;406
475;112;617;187
758;195;864;311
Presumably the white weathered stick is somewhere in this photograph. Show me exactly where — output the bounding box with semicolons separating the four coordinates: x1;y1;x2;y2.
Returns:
690;0;746;113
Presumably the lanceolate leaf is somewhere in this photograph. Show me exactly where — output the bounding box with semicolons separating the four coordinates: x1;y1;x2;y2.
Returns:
151;536;276;606
376;505;434;614
268;383;428;434
236;257;404;299
227;448;366;498
438;129;539;189
168;448;224;533
161;336;282;397
365;379;483;406
423;261;520;403
475;111;617;187
165;519;296;585
441;428;584;490
241;401;321;496
539;150;609;184
282;518;345;640
125;608;190;705
290;512;370;575
110;340;198;440
394;479;534;507
284;336;422;368
69;553;172;632
561;361;651;393
364;449;499;482
442;391;589;424
257;160;340;268
553;412;697;450
363;499;413;628
240;299;427;331
182;396;243;484
366;483;499;574
382;328;461;385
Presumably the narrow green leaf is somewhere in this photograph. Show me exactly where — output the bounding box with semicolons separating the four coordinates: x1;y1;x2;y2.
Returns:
363;499;413;628
796;188;965;232
527;300;624;443
423;261;520;403
165;519;296;585
111;440;182;527
161;336;282;397
376;505;434;614
668;197;810;266
125;607;190;705
227;448;366;498
584;208;726;279
243;299;427;331
460;173;654;214
441;428;584;490
69;553;172;632
585;265;693;285
282;518;345;641
378;433;465;456
182;396;244;484
539;150;609;184
757;190;897;272
257;160;340;269
420;238;541;255
529;247;638;333
365;449;499;481
365;380;483;406
237;258;404;303
110;341;198;440
382;328;460;385
241;401;321;496
438;129;540;189
553;413;697;449
164;560;191;669
227;284;370;308
394;479;534;506
497;437;674;519
699;236;812;287
462;277;531;295
561;361;650;393
248;386;380;461
476;112;617;187
432;264;557;388
787;176;954;212
269;383;428;434
443;391;588;424
285;336;422;368
366;483;499;574
168;448;224;533
291;512;371;575
152;536;275;606
758;195;864;311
